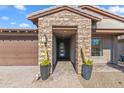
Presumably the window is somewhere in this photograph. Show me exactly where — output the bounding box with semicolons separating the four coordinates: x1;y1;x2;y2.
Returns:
92;38;103;56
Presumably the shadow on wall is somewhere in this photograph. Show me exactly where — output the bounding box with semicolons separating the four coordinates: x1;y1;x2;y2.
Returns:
52;61;58;73
80;48;85;63
107;63;124;73
80;48;85;73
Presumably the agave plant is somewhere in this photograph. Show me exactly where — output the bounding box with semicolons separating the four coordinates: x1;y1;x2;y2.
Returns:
39;59;50;66
84;59;93;66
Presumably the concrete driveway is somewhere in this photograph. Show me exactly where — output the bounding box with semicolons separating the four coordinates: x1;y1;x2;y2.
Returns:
0;62;124;88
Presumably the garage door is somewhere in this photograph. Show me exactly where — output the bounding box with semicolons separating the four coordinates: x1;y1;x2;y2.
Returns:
0;36;38;66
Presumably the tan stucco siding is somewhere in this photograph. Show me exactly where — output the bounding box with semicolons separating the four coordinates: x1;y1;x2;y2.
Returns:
97;19;124;29
92;35;113;64
118;40;124;59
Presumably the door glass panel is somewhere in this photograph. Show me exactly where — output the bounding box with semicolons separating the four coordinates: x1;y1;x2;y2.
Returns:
59;42;65;57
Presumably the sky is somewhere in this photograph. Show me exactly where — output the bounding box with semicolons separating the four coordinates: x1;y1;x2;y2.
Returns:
0;5;124;29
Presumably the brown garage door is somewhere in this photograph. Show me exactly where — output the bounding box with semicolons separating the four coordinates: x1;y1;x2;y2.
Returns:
0;36;38;66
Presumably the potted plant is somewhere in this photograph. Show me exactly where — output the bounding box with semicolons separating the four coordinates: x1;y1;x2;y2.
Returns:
39;59;51;80
81;46;93;80
39;35;51;80
82;59;93;80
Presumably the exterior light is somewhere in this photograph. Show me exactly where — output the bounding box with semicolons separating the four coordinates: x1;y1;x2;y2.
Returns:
118;35;124;40
41;35;47;44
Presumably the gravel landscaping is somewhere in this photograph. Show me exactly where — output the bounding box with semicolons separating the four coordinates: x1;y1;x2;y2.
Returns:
0;62;124;88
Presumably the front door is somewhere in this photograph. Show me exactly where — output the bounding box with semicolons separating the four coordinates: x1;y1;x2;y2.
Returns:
57;38;70;60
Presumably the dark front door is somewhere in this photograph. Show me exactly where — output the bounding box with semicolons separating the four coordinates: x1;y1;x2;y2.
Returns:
57;38;70;60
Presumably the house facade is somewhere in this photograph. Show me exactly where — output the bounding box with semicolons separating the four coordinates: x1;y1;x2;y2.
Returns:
0;5;124;73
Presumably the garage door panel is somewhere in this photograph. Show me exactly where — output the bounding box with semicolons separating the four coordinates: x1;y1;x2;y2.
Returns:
0;59;37;66
0;39;38;66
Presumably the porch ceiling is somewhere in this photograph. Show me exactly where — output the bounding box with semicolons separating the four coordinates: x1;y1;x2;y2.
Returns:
53;26;77;38
53;29;76;38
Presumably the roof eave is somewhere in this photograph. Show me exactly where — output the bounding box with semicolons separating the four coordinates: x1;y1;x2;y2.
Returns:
79;5;124;22
27;6;101;23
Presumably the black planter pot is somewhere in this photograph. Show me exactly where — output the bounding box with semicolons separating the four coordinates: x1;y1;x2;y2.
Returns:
82;64;93;80
40;64;51;80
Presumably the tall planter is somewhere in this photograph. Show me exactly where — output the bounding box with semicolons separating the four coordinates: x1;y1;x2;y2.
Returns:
82;64;92;80
40;64;51;80
81;46;93;80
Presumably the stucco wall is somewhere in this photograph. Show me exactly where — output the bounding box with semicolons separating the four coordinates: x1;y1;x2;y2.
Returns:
92;34;113;64
38;10;91;73
118;40;124;59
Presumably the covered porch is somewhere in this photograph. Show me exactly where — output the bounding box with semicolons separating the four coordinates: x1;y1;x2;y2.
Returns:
92;29;124;65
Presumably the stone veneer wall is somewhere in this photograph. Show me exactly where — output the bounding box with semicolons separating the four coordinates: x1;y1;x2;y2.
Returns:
38;10;91;73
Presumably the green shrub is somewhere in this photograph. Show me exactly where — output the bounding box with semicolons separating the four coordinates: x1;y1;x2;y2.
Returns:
39;59;50;66
84;59;93;66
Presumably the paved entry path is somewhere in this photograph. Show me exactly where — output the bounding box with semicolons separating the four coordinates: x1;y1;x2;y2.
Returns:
34;61;82;88
51;61;82;87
